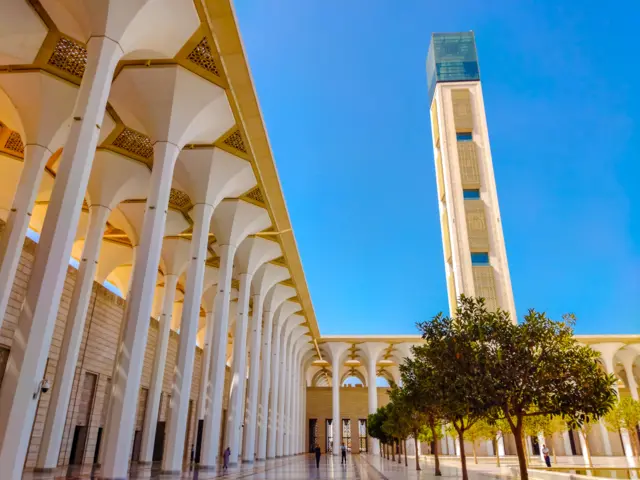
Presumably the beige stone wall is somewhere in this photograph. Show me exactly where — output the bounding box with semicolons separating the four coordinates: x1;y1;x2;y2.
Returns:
305;385;389;454
0;233;209;468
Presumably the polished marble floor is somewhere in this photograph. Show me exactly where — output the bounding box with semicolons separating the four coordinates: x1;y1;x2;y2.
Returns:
22;453;512;479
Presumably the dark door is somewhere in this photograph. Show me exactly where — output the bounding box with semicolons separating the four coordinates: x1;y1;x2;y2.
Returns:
152;422;166;462
195;420;204;463
131;431;142;462
93;428;103;464
69;426;89;465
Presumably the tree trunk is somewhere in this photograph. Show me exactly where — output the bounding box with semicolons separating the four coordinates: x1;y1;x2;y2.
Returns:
398;440;402;464
458;429;469;480
414;435;421;471
581;430;593;468
391;441;395;461
404;439;408;466
472;440;478;464
512;423;529;480
494;438;501;467
431;422;442;476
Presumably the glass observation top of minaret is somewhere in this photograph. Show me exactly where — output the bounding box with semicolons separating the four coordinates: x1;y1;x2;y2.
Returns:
427;31;480;102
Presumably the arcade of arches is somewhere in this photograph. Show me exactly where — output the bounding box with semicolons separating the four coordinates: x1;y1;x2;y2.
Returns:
0;1;638;479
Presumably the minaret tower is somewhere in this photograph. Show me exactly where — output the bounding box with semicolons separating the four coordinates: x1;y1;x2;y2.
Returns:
427;32;516;320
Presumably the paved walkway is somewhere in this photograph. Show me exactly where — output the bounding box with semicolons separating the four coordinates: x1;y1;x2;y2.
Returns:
22;454;512;479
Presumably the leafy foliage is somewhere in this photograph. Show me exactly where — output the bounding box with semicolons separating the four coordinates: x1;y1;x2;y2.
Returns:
604;396;640;457
488;309;617;480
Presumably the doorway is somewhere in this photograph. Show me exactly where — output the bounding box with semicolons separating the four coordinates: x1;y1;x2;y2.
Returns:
69;373;98;465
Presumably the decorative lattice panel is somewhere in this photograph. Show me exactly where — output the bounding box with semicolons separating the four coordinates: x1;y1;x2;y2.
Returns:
169;189;191;210
222;130;247;153
451;89;473;130
112;128;154;159
472;266;498;312
244;186;264;204
47;37;87;78
4;132;24;154
187;38;220;77
465;202;489;251
457;142;480;186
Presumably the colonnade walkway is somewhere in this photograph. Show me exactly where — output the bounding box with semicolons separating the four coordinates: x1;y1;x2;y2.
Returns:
21;454;511;479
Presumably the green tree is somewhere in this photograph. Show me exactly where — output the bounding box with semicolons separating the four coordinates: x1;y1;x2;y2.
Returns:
522;413;566;464
604;396;640;458
401;351;445;475
473;417;509;466
388;384;430;470
489;310;617;480
412;296;501;480
368;406;391;459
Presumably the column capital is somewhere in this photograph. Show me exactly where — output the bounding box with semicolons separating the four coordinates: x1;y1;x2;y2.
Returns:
358;342;389;370
323;342;351;367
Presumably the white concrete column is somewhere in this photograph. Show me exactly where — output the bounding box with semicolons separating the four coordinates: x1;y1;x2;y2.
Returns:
195;300;215;423
0;37;122;480
139;273;179;463
257;297;299;460
225;272;252;466
332;359;341;456
591;343;625;458
162;203;214;473
0;145;51;325
441;426;448;454
0;71;78;331
498;433;505;456
360;342;387;455
101;141;180;478
97;245;139;467
325;342;350;456
36;204;110;470
486;440;493;456
276;328;294;456
256;308;275;461
285;340;303;456
562;431;572;456
243;266;290;462
242;288;264;463
267;319;290;458
201;244;236;467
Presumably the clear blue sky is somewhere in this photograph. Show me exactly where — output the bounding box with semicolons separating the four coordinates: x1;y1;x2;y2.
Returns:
233;0;639;336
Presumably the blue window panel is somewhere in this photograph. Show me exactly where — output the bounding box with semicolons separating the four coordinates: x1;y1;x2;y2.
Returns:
427;32;481;103
463;189;480;199
456;132;473;142
471;252;490;266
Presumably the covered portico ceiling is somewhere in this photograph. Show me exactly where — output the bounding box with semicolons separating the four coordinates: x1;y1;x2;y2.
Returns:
0;0;320;354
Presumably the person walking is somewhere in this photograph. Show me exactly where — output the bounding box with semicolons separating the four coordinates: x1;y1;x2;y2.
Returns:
340;442;347;465
314;444;322;468
542;444;551;467
223;446;231;471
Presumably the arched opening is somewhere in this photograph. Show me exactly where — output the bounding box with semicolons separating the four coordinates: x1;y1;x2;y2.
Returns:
343;376;363;386
375;376;390;387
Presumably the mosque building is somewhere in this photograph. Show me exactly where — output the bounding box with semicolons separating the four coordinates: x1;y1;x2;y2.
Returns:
0;2;636;479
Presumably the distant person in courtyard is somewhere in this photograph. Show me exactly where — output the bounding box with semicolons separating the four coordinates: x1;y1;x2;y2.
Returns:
542;444;551;467
223;446;231;471
341;442;347;464
315;444;321;468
